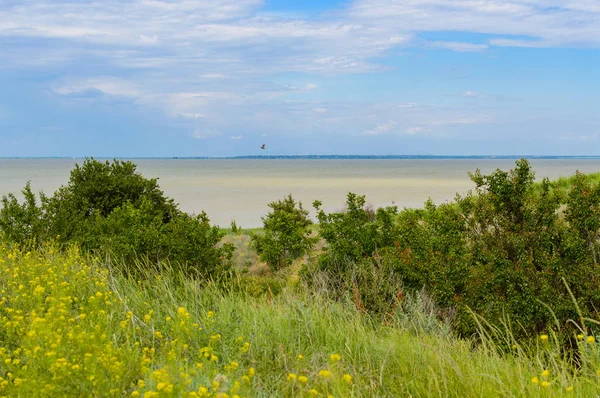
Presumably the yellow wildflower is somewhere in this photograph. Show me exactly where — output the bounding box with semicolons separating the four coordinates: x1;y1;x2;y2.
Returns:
298;375;308;384
318;370;332;379
308;389;318;396
567;386;574;392
541;381;549;388
177;307;190;318
287;373;297;381
577;334;584;341
531;377;539;385
540;335;548;342
587;336;596;343
541;369;550;378
329;353;341;363
343;374;352;384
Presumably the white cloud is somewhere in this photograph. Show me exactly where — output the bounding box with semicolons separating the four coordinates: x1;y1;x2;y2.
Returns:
463;90;487;99
363;120;398;135
230;135;243;140
52;77;143;97
138;34;159;45
350;0;600;48
1;0;598;154
580;133;599;141
178;113;205;119
1;0;599;86
488;38;549;48
201;73;227;79
428;41;489;52
192;129;221;139
406;126;425;135
429;117;486;126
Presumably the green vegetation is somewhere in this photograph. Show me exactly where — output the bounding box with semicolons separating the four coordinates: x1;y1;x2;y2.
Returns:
1;158;600;396
3;246;600;397
307;159;600;342
0;159;232;278
251;195;317;272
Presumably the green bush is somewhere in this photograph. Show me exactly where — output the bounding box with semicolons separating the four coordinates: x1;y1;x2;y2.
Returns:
252;194;317;271
0;182;46;245
0;158;231;277
452;159;600;338
307;159;600;340
386;199;468;308
313;193;398;264
303;193;400;316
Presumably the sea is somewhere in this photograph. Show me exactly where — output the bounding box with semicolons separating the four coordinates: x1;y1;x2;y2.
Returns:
1;157;600;228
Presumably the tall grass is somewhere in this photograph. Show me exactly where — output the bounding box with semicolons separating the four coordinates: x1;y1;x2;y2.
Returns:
2;245;600;397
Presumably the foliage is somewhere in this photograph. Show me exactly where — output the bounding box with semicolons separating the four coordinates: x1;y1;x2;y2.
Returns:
452;160;600;338
5;246;600;396
313;193;397;265
305;193;400;316
252;194;317;271
306;159;600;340
0;158;231;277
0;182;46;246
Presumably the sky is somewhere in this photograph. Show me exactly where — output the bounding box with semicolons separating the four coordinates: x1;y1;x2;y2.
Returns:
0;0;599;157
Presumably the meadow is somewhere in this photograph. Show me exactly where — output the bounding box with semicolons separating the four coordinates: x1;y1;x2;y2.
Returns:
3;245;600;397
1;158;600;397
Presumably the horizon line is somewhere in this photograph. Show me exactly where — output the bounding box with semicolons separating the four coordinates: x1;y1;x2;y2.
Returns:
2;155;600;160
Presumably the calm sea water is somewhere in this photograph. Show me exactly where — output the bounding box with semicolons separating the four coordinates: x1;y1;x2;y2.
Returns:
1;158;600;227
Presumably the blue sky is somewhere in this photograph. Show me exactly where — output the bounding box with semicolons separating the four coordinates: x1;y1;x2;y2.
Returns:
0;0;599;157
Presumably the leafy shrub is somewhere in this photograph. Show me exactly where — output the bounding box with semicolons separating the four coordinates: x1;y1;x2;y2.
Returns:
0;182;46;245
230;220;241;234
43;158;179;243
252;194;317;271
0;158;231;277
386;199;468;308
452;159;600;338
307;159;600;339
303;193;400;316
313;193;397;264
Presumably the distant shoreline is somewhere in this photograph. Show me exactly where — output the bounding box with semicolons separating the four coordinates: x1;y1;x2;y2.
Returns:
2;155;600;160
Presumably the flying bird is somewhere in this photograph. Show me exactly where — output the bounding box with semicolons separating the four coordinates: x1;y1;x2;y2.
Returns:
260;144;266;150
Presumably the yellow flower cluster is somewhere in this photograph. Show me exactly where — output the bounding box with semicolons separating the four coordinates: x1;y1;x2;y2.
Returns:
0;246;133;396
285;353;354;397
0;245;256;397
